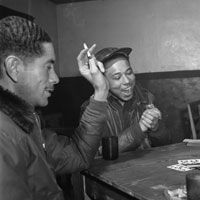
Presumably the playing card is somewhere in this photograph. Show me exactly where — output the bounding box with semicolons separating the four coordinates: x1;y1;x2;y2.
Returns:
167;164;192;172
178;159;200;165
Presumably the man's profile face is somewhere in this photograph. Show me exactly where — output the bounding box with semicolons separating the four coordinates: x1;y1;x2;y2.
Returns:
104;56;135;102
15;42;59;107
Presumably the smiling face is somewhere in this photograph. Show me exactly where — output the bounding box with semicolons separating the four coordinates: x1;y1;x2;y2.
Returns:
15;42;59;107
104;56;135;103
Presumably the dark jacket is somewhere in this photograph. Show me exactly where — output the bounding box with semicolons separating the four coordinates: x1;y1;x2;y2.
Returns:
81;85;158;154
0;86;107;200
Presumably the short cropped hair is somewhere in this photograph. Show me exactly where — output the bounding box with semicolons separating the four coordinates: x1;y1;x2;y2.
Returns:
0;16;51;76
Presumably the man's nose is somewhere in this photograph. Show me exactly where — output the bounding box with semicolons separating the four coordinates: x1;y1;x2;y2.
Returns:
50;70;60;85
122;75;130;84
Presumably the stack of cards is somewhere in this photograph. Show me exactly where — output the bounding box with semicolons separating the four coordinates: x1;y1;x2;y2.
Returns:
167;159;200;172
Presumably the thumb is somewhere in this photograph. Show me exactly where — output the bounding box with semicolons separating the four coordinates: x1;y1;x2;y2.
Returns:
89;57;99;74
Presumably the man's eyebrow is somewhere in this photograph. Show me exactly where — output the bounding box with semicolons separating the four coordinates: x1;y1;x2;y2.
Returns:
112;72;121;76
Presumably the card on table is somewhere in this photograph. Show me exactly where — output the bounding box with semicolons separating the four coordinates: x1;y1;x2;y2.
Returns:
167;164;192;172
178;159;200;165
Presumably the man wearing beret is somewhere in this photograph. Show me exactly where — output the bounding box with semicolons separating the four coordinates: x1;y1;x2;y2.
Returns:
81;47;163;154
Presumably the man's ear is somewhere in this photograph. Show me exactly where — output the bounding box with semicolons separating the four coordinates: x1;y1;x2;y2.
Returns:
4;56;22;82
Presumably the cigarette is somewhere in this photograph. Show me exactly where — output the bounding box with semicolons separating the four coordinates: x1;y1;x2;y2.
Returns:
83;43;92;58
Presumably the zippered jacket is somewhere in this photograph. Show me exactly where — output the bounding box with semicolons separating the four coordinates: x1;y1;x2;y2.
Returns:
81;84;159;154
0;86;107;200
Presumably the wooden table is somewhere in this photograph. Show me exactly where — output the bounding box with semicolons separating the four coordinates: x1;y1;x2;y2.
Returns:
81;143;200;200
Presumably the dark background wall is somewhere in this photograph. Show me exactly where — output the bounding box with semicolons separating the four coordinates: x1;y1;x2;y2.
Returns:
138;71;200;144
40;70;200;146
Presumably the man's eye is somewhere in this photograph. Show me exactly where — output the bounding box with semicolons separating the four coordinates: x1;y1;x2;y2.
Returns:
126;69;133;75
46;65;52;70
112;75;121;80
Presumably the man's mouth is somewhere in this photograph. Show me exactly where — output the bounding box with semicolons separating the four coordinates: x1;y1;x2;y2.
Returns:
121;87;132;95
45;87;54;96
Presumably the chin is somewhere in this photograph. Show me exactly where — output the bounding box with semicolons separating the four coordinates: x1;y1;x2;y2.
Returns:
118;96;132;103
38;100;49;107
122;93;133;101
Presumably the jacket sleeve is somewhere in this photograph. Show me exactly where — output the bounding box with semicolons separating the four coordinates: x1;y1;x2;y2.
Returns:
116;123;147;152
44;98;107;174
80;100;146;154
0;133;32;200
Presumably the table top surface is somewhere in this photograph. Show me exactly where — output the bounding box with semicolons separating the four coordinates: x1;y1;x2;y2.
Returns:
82;143;200;200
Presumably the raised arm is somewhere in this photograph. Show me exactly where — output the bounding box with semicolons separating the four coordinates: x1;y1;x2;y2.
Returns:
77;44;109;102
44;45;110;173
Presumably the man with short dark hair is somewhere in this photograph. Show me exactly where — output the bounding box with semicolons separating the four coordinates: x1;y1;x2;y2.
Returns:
81;47;162;154
0;16;109;200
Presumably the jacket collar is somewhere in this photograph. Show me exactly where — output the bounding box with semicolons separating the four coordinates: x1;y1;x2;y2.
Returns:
0;86;35;134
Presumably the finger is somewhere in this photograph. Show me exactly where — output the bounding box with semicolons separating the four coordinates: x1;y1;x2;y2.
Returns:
89;56;99;74
147;110;159;118
151;107;161;114
154;109;162;119
141;118;151;129
77;48;87;61
88;44;96;55
151;109;162;119
77;48;88;65
142;116;158;129
141;114;152;125
145;108;161;119
143;111;154;120
96;60;105;73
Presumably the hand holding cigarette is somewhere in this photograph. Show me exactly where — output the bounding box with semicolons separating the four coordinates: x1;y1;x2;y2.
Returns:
83;43;105;73
77;43;109;102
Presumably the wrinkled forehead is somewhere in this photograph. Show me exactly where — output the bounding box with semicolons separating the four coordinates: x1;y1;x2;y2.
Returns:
103;55;130;70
